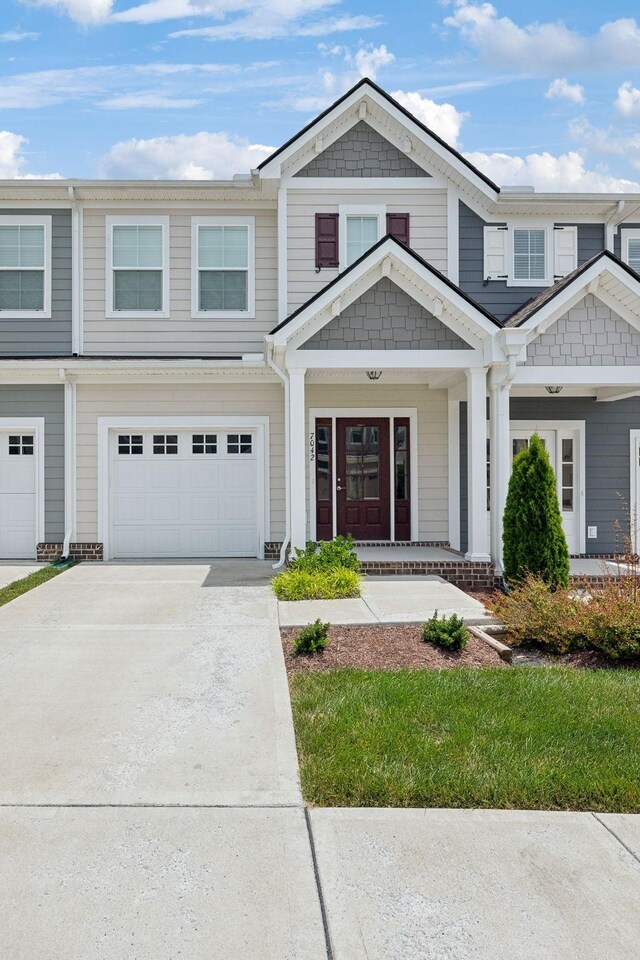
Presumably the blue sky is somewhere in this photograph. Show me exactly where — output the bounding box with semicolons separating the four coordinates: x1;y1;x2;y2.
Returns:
1;0;640;189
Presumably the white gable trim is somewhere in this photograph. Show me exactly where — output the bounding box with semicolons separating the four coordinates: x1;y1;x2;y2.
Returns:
268;239;497;353
519;258;640;342
259;82;498;202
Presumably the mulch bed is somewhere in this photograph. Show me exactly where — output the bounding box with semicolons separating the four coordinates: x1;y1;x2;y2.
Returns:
281;623;506;675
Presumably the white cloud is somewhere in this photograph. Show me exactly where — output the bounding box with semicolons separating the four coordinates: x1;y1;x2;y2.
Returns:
545;78;585;106
108;0;381;39
391;90;468;148
0;130;61;178
615;81;640;117
99;131;274;179
0;29;39;42
101;93;203;109
444;2;640;73
20;0;113;25
465;148;640;192
276;43;394;112
569;117;640;171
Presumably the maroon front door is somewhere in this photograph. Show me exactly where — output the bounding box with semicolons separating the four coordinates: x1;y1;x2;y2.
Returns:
336;419;391;540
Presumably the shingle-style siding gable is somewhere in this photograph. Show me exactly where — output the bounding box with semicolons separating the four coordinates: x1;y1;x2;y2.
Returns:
294;121;429;178
0;209;71;357
458;202;605;322
525;294;640;366
300;278;472;350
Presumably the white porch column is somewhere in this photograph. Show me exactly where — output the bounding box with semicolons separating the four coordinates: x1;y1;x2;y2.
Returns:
289;367;307;551
466;367;490;561
489;373;512;571
447;396;461;551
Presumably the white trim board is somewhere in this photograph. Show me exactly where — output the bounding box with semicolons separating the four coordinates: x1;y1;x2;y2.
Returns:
97;415;270;561
308;407;418;542
0;417;45;553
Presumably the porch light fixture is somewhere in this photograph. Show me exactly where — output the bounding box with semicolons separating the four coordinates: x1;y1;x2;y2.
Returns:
366;370;382;381
545;386;563;394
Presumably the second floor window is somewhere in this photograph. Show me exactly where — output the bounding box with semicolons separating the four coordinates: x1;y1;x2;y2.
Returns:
106;216;169;317
345;215;379;265
0;216;51;317
192;217;255;318
513;229;546;282
623;231;640;274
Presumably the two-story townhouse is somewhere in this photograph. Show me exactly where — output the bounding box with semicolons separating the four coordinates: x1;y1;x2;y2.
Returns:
3;78;640;586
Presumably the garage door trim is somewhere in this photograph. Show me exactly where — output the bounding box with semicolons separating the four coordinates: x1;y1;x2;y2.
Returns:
98;416;270;561
0;417;45;556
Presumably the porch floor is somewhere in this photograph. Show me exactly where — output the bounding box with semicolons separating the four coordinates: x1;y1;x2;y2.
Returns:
356;546;461;562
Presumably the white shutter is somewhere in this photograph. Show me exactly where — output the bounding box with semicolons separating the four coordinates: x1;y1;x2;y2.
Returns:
553;226;577;278
483;226;508;280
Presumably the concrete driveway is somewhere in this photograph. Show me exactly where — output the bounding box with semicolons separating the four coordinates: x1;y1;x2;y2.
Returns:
0;561;327;959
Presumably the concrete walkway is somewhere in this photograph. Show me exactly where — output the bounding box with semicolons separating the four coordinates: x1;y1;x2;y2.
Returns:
279;575;491;627
0;561;44;589
1;561;639;959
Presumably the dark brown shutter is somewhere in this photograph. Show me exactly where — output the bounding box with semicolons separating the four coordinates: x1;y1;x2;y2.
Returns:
386;213;410;247
315;213;339;268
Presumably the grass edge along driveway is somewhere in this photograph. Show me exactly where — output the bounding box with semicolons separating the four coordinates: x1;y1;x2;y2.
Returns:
0;562;74;609
291;667;640;812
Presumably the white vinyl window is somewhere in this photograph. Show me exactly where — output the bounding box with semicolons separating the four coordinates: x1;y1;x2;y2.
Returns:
513;228;547;282
191;217;255;318
0;216;51;318
622;230;640;275
106;216;170;318
339;205;385;268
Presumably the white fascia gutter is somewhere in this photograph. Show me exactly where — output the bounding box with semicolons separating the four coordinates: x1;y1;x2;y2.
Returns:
68;186;83;356
59;367;76;558
265;341;290;569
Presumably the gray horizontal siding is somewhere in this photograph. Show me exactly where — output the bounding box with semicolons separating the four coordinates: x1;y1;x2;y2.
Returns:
459;203;605;322
0;209;72;356
0;384;64;543
459;395;640;555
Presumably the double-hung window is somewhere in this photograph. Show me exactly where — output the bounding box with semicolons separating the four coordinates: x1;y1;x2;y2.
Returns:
106;216;169;318
0;215;51;317
623;230;640;275
191;216;255;318
484;222;567;287
339;206;385;268
513;228;546;282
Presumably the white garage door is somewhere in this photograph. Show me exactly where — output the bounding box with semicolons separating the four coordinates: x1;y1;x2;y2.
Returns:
109;428;261;558
0;431;37;559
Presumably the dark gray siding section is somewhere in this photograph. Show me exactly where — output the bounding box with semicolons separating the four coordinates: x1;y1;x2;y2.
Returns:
459;395;640;555
0;209;72;356
0;384;64;542
295;121;429;178
459;203;605;322
301;278;472;350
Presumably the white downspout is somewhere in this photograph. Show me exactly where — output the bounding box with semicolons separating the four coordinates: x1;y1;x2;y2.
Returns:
266;347;290;568
59;367;76;559
69;186;83;356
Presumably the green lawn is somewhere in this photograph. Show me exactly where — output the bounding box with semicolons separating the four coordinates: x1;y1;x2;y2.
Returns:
0;562;74;609
291;667;640;811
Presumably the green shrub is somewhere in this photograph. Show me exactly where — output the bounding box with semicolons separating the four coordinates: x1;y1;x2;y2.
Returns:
273;567;361;601
502;433;570;589
488;575;586;653
586;580;640;660
422;611;468;651
294;619;330;655
289;535;360;573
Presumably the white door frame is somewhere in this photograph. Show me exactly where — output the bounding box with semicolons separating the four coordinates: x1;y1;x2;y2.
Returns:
0;417;45;554
98;416;270;561
510;419;586;554
630;430;640;553
308;407;419;541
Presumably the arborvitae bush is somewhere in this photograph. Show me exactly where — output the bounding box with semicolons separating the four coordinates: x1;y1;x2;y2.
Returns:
502;433;570;589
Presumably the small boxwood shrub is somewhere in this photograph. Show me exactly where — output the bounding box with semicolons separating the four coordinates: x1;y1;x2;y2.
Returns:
273;567;361;601
289;535;360;573
422;611;468;652
294;619;329;655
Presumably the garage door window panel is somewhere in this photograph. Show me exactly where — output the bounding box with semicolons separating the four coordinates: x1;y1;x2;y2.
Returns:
227;434;253;455
192;433;217;454
118;434;143;455
0;218;51;317
9;435;34;456
153;434;178;455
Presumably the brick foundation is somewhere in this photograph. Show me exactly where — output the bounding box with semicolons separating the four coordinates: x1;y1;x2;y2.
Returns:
355;540;453;550
37;542;104;562
264;541;283;560
360;559;494;590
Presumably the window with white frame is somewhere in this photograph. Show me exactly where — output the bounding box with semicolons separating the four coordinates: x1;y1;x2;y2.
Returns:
106;217;169;317
483;223;576;287
191;217;255;318
622;230;640;275
339;206;385;268
0;216;51;317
